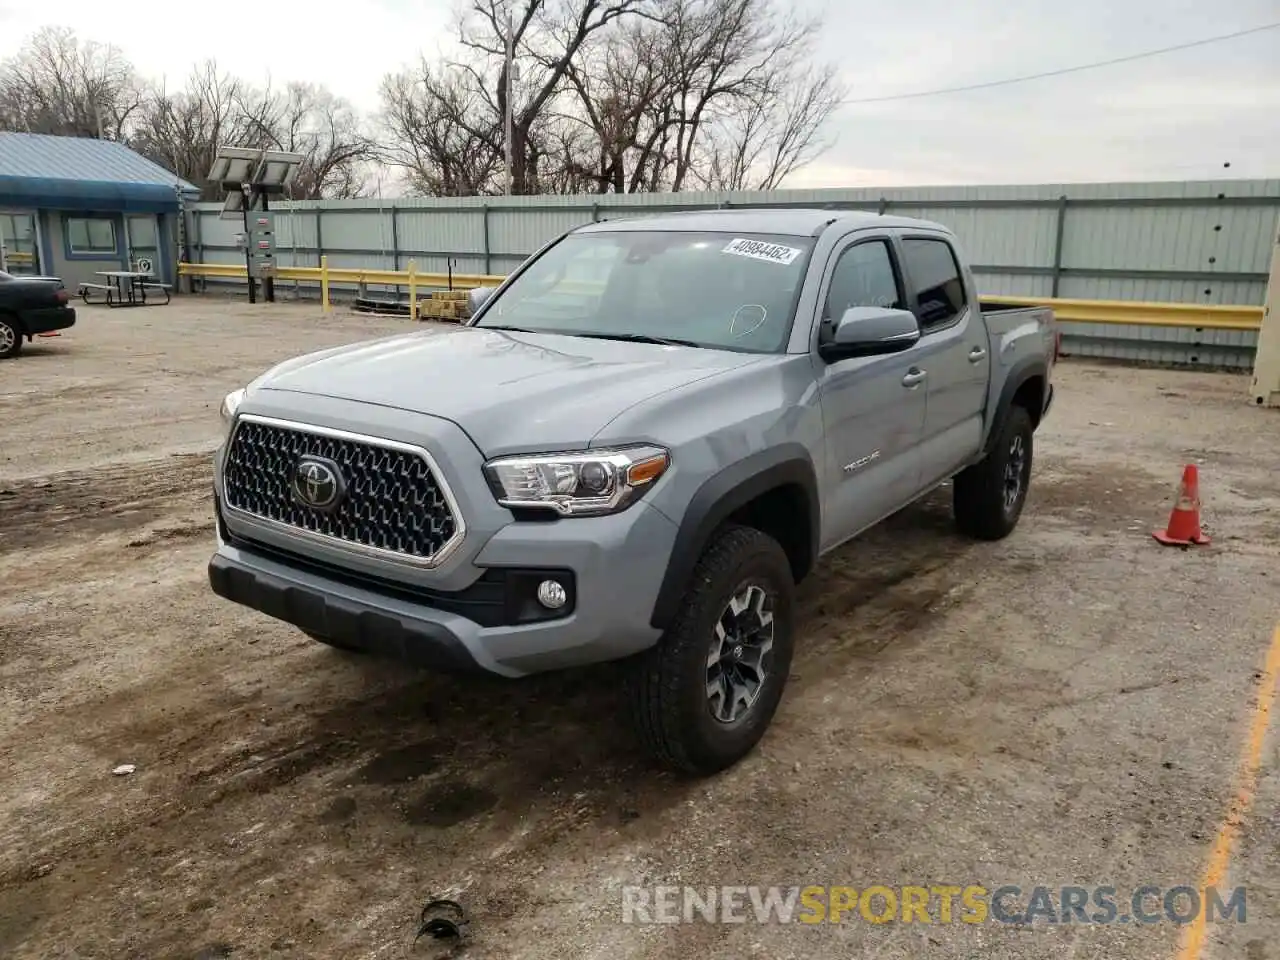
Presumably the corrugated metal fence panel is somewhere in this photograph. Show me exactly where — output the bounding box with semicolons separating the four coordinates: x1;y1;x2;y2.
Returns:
1057;276;1267;305
975;271;1055;298
1063;321;1258;369
907;206;1057;268
1062;204;1228;272
184;180;1279;318
327;212;395;254
490;208;594;256
396;211;484;257
195;212;240;248
1221;203;1280;274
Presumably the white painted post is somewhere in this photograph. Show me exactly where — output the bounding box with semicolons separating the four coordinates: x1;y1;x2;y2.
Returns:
1250;212;1280;407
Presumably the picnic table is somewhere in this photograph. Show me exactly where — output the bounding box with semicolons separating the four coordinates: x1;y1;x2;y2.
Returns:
79;270;171;308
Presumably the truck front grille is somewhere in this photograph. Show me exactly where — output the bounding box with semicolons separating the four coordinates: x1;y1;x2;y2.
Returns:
222;418;461;564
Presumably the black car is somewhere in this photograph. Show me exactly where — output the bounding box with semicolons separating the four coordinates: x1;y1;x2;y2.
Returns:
0;269;77;358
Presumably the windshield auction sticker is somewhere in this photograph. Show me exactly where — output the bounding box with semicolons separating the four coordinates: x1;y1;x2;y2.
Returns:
722;238;803;266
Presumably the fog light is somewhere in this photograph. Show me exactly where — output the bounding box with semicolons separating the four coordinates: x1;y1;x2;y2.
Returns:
537;579;567;610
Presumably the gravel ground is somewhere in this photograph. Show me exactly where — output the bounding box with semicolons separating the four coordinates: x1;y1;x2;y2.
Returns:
1;299;1277;960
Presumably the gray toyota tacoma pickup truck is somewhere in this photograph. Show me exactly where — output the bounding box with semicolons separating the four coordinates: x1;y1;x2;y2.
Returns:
209;209;1056;775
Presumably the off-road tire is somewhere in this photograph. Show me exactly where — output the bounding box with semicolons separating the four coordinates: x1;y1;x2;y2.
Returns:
0;315;23;359
953;403;1034;541
627;524;795;776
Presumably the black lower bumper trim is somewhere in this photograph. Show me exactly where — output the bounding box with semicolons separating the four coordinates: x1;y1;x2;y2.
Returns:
23;306;76;335
208;554;483;672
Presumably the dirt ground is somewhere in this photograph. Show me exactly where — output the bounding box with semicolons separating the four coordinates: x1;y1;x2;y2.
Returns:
1;298;1278;960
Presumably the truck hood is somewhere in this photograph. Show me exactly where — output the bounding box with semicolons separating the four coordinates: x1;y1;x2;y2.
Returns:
253;325;764;456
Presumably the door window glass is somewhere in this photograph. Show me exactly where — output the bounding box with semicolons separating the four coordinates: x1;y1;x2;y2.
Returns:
901;237;967;330
824;240;904;320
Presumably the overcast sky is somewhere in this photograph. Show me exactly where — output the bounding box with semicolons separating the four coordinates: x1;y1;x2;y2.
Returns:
0;0;1276;188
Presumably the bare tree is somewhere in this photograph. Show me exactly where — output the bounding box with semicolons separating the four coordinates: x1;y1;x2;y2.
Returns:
378;62;504;196
376;0;843;195
458;0;658;194
0;27;142;139
131;64;376;200
559;18;675;192
652;0;843;191
695;59;843;190
237;82;377;199
130;62;263;199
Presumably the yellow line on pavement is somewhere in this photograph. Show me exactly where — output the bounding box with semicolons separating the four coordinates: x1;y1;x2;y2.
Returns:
1175;624;1280;960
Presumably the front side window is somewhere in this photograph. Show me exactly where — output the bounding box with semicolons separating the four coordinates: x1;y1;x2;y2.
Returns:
824;240;904;320
66;217;117;256
473;231;815;353
901;237;967;330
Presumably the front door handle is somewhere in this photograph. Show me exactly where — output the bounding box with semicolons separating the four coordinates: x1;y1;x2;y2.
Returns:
902;368;926;388
968;346;987;363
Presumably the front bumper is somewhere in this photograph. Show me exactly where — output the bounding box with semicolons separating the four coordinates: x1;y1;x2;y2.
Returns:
209;550;483;672
209;495;678;678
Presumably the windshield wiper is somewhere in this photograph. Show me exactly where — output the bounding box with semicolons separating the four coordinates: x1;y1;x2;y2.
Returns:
573;332;703;348
478;324;537;333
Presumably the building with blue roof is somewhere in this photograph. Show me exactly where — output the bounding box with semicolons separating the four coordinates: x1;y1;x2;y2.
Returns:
0;132;200;291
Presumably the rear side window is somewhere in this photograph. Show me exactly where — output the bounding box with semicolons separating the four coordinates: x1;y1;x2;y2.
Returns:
902;237;967;330
824;240;904;319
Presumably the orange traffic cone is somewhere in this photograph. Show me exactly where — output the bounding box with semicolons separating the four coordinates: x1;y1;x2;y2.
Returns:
1153;464;1210;546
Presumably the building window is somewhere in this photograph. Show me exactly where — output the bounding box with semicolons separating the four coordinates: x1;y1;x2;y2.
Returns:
66;217;117;256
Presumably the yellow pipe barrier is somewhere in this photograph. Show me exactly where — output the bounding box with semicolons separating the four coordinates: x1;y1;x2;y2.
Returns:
981;295;1262;331
408;259;417;322
178;261;505;291
177;261;1263;331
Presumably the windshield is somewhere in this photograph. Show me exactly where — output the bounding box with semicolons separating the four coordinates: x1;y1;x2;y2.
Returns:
473;231;815;353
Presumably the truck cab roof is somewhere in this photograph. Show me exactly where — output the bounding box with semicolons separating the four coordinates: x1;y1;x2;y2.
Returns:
572;208;950;238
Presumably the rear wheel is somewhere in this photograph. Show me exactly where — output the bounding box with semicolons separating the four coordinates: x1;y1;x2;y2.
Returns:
953;404;1034;540
627;524;795;776
0;316;22;359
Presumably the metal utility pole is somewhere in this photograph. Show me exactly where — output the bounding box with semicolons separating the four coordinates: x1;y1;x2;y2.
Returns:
241;184;256;305
504;5;514;196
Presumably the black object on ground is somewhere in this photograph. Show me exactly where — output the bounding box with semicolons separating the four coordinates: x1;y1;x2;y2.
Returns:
416;898;468;941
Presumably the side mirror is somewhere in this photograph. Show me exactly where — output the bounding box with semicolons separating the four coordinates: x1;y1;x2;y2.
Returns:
467;285;497;317
819;306;920;362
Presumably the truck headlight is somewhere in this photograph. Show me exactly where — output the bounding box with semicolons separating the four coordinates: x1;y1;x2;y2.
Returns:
483;445;670;516
219;387;247;425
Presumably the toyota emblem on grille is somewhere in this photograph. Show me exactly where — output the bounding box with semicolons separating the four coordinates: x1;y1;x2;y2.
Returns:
292;455;346;511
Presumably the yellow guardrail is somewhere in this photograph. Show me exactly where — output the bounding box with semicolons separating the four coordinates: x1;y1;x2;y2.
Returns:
178;257;503;320
178;259;1263;331
981;295;1261;331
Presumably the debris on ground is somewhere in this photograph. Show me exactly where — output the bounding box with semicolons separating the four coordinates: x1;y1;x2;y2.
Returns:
416;898;468;942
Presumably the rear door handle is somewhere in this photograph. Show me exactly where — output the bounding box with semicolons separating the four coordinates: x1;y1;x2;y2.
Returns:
968;347;987;363
902;368;926;388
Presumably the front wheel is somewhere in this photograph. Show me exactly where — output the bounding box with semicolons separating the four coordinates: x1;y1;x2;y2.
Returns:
627;524;796;776
953;404;1034;540
0;316;22;359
